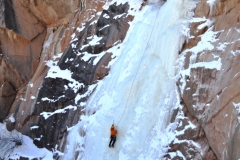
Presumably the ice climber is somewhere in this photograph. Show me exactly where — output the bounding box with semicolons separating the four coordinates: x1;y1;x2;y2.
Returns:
109;124;117;148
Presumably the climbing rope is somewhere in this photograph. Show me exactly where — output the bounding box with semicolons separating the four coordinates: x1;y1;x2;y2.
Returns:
116;4;162;127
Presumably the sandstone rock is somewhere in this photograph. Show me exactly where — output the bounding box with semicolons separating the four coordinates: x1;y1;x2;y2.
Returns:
0;0;47;121
22;0;82;26
0;29;46;86
176;0;240;159
0;0;45;40
0;28;46;121
5;0;98;138
166;105;217;160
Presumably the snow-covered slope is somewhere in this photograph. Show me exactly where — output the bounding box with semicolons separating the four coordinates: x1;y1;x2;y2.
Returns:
63;0;197;159
0;123;52;159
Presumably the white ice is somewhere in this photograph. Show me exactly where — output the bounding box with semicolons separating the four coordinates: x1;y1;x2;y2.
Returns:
63;0;198;159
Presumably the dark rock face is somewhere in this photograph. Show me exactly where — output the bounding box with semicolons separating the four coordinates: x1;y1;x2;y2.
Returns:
94;2;132;53
0;81;16;121
24;2;132;151
3;0;18;32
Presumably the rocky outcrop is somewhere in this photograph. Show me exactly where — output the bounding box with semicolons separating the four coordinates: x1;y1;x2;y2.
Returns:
1;0;133;154
165;103;217;160
0;0;46;122
22;0;81;26
169;0;240;159
30;2;132;151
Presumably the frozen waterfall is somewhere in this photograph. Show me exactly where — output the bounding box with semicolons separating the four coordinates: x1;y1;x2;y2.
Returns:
63;0;197;159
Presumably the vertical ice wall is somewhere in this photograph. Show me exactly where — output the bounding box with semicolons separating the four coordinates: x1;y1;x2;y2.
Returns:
63;0;197;159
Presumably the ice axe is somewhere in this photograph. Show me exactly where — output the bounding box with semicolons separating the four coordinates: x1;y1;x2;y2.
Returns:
112;120;117;129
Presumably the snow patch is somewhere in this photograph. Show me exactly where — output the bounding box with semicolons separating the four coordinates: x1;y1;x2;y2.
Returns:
197;19;214;30
180;58;222;79
41;95;65;103
235;27;240;33
45;61;84;93
40;105;77;119
207;0;216;15
190;17;207;23
8;114;15;123
103;13;110;19
31;96;36;100
99;24;110;31
231;50;240;56
113;13;126;19
43;30;54;53
30;126;39;130
232;102;240;122
183;28;219;54
89;35;103;46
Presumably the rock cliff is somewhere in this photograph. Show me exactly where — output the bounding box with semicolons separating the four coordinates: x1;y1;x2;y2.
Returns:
0;0;133;155
167;0;240;159
0;0;239;159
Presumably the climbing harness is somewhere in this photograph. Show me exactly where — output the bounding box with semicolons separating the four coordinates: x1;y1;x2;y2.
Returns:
116;4;163;127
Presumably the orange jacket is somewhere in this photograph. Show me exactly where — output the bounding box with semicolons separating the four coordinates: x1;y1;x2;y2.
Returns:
110;125;117;136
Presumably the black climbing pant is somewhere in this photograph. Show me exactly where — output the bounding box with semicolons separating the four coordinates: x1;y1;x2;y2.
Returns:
109;135;116;147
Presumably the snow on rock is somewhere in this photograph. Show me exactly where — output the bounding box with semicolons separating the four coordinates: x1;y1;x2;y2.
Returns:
41;95;65;103
30;126;39;130
88;35;103;46
177;23;223;95
75;84;97;105
8;114;15;123
197;19;215;30
40;105;77;120
232;102;240;122
99;24;111;31
43;30;54;53
28;83;33;87
207;0;216;15
183;27;219;56
113;13;126;19
31;96;36;100
103;13;110;19
0;123;53;160
175;0;240;159
45;59;84;93
182;58;222;75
